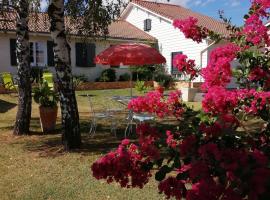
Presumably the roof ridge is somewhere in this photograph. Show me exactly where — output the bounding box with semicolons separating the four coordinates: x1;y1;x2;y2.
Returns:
132;0;184;8
132;0;224;23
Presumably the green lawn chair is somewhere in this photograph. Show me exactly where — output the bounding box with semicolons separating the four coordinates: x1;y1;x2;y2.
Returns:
42;72;54;90
0;72;18;91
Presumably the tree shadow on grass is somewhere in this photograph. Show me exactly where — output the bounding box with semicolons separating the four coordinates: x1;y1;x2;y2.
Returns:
23;118;179;158
0;99;16;113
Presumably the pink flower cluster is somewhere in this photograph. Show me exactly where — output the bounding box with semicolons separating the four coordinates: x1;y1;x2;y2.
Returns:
202;87;270;117
251;0;270;16
242;14;270;46
91;139;152;188
173;54;198;79
128;90;184;118
173;17;207;43
202;86;237;114
136;123;160;160
201;43;240;90
158;177;186;200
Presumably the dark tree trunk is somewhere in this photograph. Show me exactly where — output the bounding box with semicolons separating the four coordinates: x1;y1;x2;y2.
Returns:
13;0;32;135
48;0;81;150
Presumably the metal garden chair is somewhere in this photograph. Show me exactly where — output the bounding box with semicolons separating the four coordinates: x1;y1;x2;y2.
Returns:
87;94;118;137
0;72;18;92
42;72;54;90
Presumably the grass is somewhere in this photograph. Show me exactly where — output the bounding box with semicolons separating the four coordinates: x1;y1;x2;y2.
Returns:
1;88;201;200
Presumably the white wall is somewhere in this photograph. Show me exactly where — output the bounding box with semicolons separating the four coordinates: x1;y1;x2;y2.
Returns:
124;5;209;80
0;33;130;81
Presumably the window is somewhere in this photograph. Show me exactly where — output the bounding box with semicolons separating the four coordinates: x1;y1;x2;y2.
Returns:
171;51;182;75
30;42;45;67
75;42;96;67
144;19;151;31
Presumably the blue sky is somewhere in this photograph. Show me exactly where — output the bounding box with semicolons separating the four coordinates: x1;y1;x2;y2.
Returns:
40;0;251;26
164;0;251;26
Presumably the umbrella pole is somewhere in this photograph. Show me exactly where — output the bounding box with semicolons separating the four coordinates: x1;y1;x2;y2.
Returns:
130;69;133;97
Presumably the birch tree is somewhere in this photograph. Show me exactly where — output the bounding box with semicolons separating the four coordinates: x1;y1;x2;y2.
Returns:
48;0;126;150
48;0;81;150
13;0;32;135
0;0;32;135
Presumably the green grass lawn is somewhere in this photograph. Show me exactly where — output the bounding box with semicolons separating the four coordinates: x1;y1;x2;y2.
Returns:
1;89;201;200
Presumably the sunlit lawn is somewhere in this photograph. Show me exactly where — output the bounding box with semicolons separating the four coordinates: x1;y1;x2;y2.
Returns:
2;88;199;200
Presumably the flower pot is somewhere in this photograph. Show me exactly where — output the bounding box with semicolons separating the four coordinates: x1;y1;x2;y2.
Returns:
39;106;58;133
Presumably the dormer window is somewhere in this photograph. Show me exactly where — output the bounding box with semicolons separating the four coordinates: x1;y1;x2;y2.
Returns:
144;19;151;31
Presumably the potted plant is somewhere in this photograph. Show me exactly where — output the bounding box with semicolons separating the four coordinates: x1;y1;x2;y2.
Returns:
33;82;59;133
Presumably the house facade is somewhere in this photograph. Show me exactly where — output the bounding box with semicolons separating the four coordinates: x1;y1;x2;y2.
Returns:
0;1;232;83
121;0;231;82
0;12;156;81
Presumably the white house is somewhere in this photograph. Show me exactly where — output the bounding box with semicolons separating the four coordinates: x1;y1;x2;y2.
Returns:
0;12;157;81
121;0;230;82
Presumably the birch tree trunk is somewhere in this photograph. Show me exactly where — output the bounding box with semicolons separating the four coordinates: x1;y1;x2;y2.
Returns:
48;0;81;150
13;0;32;135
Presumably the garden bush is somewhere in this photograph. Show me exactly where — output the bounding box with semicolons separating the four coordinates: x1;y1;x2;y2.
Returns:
91;1;270;200
153;73;173;89
118;73;131;81
97;68;116;82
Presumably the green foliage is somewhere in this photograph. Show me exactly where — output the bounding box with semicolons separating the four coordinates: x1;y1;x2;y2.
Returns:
118;73;131;81
153;73;173;89
65;0;127;39
33;82;59;107
73;74;88;89
130;65;155;81
73;74;88;82
97;68;116;82
135;81;149;93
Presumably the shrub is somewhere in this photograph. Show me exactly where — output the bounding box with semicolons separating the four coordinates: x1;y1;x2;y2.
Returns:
98;68;116;82
92;1;270;200
130;65;155;81
135;81;149;93
153;73;173;89
118;73;131;81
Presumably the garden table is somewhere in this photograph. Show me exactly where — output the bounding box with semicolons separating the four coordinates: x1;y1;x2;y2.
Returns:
111;95;154;137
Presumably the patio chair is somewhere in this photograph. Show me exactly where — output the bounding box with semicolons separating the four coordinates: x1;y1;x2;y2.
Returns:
87;95;117;137
42;72;54;90
0;72;18;92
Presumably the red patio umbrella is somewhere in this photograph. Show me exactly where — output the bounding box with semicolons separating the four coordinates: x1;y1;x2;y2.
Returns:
95;43;166;96
95;43;166;66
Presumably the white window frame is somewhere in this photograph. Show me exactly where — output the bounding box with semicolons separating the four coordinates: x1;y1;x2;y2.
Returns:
30;41;47;67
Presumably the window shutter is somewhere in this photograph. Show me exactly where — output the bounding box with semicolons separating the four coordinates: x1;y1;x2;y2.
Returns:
47;41;55;67
10;39;17;66
76;42;84;67
144;19;147;31
144;19;151;31
86;43;96;67
147;19;151;31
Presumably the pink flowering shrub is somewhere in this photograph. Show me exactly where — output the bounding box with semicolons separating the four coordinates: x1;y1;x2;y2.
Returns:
173;54;198;80
128;89;184;119
92;1;270;199
173;17;208;43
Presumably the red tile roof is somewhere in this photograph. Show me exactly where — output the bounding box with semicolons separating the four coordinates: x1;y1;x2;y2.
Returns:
131;0;231;36
0;12;156;41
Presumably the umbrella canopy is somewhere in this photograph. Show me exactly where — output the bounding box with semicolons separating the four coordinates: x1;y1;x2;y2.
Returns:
95;43;166;66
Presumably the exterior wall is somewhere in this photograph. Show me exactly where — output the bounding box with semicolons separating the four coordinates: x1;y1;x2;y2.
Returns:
124;5;209;80
0;32;130;81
